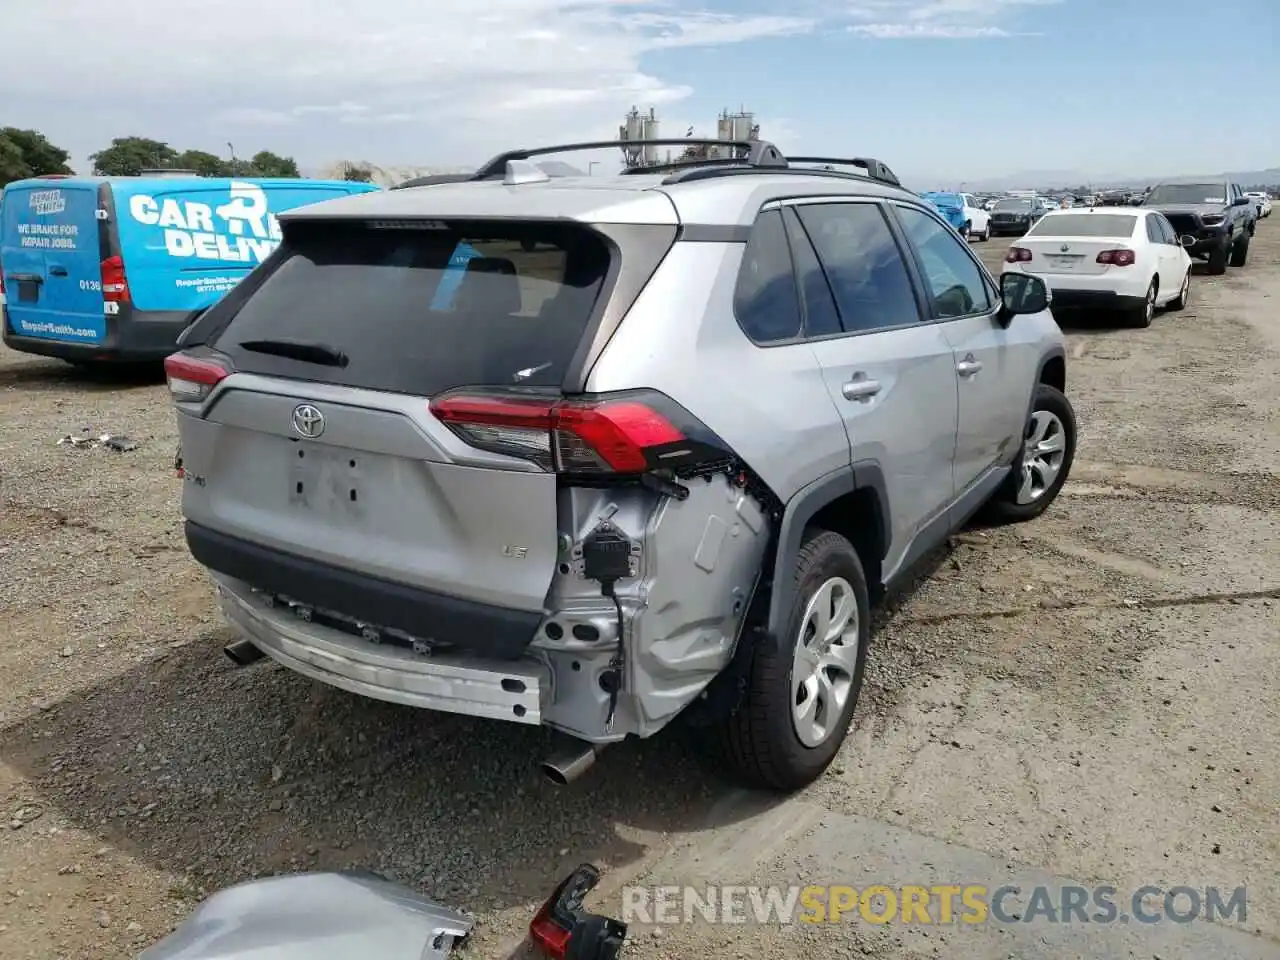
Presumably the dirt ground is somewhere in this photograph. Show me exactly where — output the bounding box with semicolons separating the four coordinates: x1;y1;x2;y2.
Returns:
1;218;1277;959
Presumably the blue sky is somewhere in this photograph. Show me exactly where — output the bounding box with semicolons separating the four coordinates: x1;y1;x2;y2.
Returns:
2;0;1276;184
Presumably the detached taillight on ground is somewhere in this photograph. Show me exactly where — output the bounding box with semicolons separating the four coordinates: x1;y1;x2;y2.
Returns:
529;864;626;960
1096;249;1136;266
1005;246;1033;262
164;352;231;403
100;256;130;303
429;390;729;477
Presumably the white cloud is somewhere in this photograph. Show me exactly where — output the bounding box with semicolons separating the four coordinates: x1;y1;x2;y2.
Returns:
1;0;816;167
850;22;1012;37
847;0;1055;37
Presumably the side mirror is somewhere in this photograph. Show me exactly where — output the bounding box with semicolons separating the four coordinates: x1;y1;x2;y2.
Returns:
1180;234;1196;249
1231;196;1250;207
999;272;1050;322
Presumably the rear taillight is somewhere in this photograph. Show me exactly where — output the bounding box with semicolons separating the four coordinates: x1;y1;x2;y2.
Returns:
529;864;626;960
1096;248;1136;266
164;352;231;402
100;256;130;302
1006;246;1032;262
429;391;723;476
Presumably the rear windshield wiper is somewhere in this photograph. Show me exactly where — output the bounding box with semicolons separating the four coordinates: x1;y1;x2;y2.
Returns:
237;339;349;367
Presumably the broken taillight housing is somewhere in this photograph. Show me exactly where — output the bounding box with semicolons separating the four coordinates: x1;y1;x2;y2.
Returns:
429;390;731;476
529;864;626;960
164;351;231;403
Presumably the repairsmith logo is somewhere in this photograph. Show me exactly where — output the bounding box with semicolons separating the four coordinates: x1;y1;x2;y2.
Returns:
28;190;66;215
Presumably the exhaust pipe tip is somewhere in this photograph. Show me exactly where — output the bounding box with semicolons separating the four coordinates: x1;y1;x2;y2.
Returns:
224;639;266;667
541;739;603;786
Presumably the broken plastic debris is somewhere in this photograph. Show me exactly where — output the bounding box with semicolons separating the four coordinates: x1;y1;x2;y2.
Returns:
56;433;138;452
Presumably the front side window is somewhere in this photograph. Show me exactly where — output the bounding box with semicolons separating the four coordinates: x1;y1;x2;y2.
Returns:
895;206;993;319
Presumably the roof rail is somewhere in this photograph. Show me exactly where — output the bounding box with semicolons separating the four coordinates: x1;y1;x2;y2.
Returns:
785;157;901;188
471;139;788;180
390;173;475;190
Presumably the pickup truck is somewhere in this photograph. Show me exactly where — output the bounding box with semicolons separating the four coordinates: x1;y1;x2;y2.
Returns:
1142;176;1257;274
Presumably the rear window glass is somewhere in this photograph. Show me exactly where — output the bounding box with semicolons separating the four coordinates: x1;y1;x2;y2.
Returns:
1028;214;1136;237
207;220;611;396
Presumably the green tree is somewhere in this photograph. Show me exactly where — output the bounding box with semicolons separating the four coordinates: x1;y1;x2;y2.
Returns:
248;150;300;178
0;134;30;185
173;149;231;177
0;128;73;185
90;137;178;176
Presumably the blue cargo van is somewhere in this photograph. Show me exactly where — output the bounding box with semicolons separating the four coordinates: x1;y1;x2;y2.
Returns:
0;176;380;363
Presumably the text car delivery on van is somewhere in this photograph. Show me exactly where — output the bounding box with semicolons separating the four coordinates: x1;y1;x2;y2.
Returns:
0;175;379;364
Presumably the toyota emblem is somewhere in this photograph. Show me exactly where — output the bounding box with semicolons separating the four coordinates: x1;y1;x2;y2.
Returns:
291;403;325;439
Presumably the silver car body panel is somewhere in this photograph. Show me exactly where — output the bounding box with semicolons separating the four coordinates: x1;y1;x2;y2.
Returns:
174;166;1067;746
216;576;549;724
139;871;472;960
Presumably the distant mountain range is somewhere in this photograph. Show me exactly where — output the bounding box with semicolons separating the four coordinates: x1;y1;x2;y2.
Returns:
941;167;1280;193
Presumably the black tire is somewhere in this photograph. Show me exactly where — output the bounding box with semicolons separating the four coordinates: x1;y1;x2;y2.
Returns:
1121;278;1157;328
1167;269;1190;311
1207;238;1229;275
981;384;1076;524
1229;234;1249;267
719;530;870;792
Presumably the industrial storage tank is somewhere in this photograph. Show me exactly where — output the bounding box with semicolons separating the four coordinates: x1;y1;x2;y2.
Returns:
641;111;660;165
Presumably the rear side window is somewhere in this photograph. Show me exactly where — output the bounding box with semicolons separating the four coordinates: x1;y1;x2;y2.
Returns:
734;209;802;343
206;219;611;396
795;203;920;333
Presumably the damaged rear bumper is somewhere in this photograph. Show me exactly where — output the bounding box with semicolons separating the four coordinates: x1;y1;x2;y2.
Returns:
216;575;548;724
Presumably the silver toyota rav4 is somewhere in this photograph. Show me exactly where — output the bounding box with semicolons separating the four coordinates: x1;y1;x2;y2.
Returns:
165;139;1075;792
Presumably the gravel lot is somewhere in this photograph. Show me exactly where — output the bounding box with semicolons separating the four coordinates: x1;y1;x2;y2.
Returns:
2;220;1278;959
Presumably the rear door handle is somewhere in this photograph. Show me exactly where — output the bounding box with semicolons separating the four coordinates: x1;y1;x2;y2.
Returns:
842;377;882;401
48;266;68;277
957;357;983;376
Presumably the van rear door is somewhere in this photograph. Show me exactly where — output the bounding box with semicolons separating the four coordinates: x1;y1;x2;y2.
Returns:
0;181;105;344
111;180;381;314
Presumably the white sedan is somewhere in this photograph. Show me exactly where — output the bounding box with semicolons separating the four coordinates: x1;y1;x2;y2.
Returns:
1246;192;1272;218
1001;207;1192;328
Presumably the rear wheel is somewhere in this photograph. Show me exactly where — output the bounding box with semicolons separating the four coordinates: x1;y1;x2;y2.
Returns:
1230;234;1250;267
1167;269;1191;311
1207;238;1229;275
720;530;869;792
981;384;1076;524
1123;278;1157;328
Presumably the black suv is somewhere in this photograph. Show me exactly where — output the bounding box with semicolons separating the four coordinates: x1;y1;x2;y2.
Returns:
1142;177;1257;275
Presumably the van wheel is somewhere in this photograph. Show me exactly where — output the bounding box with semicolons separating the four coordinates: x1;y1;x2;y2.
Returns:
720;530;869;792
981;384;1076;524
